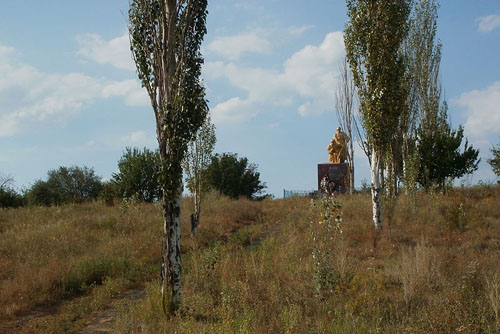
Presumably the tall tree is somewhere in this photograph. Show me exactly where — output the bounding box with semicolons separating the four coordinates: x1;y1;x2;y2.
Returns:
182;114;216;235
401;0;442;197
112;147;162;202
128;0;208;313
417;104;480;191
334;58;357;195
344;0;411;229
488;139;500;181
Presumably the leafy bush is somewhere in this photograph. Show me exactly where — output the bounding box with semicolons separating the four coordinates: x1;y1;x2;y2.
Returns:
98;181;120;206
488;140;500;181
205;153;266;199
59;257;135;296
26;166;103;206
112;147;162;202
0;175;25;208
0;188;25;208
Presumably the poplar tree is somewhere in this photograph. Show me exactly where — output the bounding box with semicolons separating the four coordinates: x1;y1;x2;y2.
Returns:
344;0;411;229
400;0;442;198
128;0;208;313
334;58;357;195
182;114;216;235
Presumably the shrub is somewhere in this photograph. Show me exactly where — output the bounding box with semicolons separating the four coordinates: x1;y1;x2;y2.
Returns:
205;153;266;199
26;166;103;206
0;188;25;208
112;147;162;202
59;257;134;296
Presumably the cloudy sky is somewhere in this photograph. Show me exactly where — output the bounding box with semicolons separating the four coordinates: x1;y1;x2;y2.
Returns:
0;0;499;197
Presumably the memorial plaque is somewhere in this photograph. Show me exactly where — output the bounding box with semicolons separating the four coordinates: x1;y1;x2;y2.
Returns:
317;163;349;194
328;165;344;181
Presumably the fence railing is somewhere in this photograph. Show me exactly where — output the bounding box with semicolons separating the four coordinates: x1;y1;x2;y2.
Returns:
283;189;316;199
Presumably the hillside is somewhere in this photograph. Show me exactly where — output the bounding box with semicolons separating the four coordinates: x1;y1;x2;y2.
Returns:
1;187;500;333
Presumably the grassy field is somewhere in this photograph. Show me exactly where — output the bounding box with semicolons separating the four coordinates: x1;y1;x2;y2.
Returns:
1;187;500;333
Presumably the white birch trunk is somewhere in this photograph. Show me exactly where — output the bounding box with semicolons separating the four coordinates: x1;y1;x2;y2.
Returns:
161;183;183;313
349;138;354;195
370;149;382;229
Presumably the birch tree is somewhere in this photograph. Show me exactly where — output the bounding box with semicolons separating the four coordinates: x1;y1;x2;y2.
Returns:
344;0;411;229
128;0;208;313
182;114;216;236
334;58;357;195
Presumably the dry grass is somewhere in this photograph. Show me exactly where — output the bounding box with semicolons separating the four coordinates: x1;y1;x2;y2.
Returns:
2;186;500;333
0;192;273;324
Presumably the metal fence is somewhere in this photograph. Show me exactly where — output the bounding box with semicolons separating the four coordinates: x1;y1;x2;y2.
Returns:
283;189;316;199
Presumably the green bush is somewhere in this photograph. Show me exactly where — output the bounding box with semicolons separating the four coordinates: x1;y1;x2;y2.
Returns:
0;188;25;208
112;147;162;202
26;166;103;206
59;257;136;295
205;153;266;199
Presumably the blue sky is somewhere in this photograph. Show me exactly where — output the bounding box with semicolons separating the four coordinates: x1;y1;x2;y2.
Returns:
0;1;499;197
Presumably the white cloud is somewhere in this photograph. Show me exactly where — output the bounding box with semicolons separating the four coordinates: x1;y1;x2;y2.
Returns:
289;25;314;36
0;44;148;137
76;32;135;71
453;81;500;137
477;13;500;32
0;45;15;58
207;31;272;60
204;31;345;122
102;79;149;106
211;97;256;124
122;130;146;144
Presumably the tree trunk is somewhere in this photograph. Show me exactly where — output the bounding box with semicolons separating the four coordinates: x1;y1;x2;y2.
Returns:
370;149;382;229
161;184;183;314
349;140;354;195
190;182;201;236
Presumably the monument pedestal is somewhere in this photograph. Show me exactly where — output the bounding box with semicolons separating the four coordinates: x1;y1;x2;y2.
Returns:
317;163;350;194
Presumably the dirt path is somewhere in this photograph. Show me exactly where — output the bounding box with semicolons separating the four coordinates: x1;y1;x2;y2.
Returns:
1;215;292;334
0;305;59;334
75;216;292;334
76;286;146;334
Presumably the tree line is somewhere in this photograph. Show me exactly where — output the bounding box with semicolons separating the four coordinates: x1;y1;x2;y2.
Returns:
0;148;266;209
337;0;500;229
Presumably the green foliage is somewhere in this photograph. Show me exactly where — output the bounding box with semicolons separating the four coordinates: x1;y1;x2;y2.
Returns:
488;140;500;180
0;189;25;208
59;257;136;296
129;0;209;312
128;0;209;201
98;181;120;206
417;106;480;190
0;176;25;208
112;147;161;202
27;166;103;206
183;115;216;195
310;187;344;296
205;153;266;200
344;0;411;153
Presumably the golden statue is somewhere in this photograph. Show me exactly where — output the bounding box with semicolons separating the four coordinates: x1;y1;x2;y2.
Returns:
328;127;350;163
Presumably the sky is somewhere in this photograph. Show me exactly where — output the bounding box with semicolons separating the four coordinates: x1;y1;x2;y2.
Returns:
0;0;499;197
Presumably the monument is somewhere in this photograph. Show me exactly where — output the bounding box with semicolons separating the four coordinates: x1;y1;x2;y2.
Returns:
318;127;350;193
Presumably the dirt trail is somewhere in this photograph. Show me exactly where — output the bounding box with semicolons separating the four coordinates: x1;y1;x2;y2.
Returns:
0;305;59;334
76;216;292;334
1;214;293;334
76;286;146;334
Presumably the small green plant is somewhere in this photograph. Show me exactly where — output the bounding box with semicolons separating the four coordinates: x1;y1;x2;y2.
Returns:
310;180;343;296
442;201;468;231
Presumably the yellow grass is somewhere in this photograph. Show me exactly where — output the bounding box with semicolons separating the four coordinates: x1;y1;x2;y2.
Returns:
1;186;500;333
